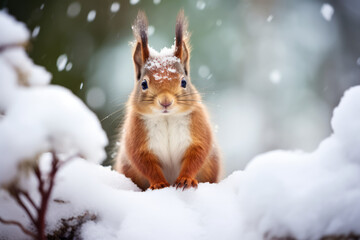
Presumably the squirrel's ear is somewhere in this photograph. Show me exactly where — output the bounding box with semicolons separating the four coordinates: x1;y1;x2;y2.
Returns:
174;10;191;76
132;11;150;80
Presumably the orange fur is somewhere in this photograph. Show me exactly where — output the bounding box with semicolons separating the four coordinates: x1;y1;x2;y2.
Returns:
114;10;222;191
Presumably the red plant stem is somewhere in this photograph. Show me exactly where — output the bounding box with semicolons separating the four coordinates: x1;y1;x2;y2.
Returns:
0;152;62;239
13;192;37;226
35;152;59;240
0;217;37;238
19;190;38;211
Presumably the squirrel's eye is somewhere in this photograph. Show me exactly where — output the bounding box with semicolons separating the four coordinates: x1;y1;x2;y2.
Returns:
141;79;148;90
181;78;187;88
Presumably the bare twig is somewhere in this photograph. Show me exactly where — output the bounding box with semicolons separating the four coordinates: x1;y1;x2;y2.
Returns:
13;192;37;226
19;190;39;211
35;151;60;240
0;152;73;239
0;217;37;238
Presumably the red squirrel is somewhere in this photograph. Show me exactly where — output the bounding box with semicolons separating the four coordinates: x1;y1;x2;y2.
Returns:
114;10;221;190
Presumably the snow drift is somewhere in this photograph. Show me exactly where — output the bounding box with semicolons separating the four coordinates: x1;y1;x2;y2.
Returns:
44;87;360;240
1;10;360;240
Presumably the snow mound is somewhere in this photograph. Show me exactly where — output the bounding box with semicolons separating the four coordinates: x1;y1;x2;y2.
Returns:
239;86;360;239
0;86;108;184
331;87;360;161
46;158;242;240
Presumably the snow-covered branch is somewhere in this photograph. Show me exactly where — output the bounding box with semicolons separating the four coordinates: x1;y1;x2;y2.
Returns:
0;11;107;239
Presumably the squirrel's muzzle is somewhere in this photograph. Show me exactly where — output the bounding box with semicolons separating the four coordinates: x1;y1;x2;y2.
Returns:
157;93;174;109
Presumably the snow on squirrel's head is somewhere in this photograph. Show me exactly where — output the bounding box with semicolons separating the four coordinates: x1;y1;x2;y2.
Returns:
130;10;201;116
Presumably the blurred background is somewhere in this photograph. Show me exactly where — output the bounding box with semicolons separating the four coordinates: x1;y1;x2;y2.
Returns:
1;0;360;176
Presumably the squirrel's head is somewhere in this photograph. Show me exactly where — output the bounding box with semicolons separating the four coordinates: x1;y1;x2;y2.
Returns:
130;10;200;116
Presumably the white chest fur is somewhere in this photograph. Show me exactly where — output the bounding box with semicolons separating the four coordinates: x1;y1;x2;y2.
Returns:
143;114;192;184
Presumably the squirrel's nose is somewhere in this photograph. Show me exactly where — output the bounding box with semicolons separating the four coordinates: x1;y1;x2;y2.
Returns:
159;100;172;108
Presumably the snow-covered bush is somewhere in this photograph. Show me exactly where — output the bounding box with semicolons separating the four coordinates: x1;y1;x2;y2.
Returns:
1;10;360;240
0;11;107;239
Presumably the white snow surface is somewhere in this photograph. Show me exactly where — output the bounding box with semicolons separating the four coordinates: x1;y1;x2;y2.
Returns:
1;47;52;86
0;57;18;111
0;11;29;46
0;46;51;113
0;47;51;113
148;45;175;58
3;87;360;239
0;86;108;185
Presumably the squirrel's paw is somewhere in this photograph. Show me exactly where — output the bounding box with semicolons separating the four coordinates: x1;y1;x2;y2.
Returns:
174;177;198;190
149;181;170;190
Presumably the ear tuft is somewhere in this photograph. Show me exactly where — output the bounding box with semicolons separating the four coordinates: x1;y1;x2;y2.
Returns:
174;9;188;58
133;11;150;61
132;11;150;80
174;9;191;75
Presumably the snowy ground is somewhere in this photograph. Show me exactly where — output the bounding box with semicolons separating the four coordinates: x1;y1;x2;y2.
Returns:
41;86;360;240
1;10;360;240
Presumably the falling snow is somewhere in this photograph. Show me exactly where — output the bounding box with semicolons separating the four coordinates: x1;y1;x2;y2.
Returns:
31;26;40;38
321;3;334;21
67;2;81;18
356;57;360;66
130;0;140;5
148;25;155;36
86;87;106;109
196;1;206;10
65;62;73;71
198;65;210;78
214;124;219;133
87;10;96;22
56;54;68;72
110;2;120;13
269;69;282;84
